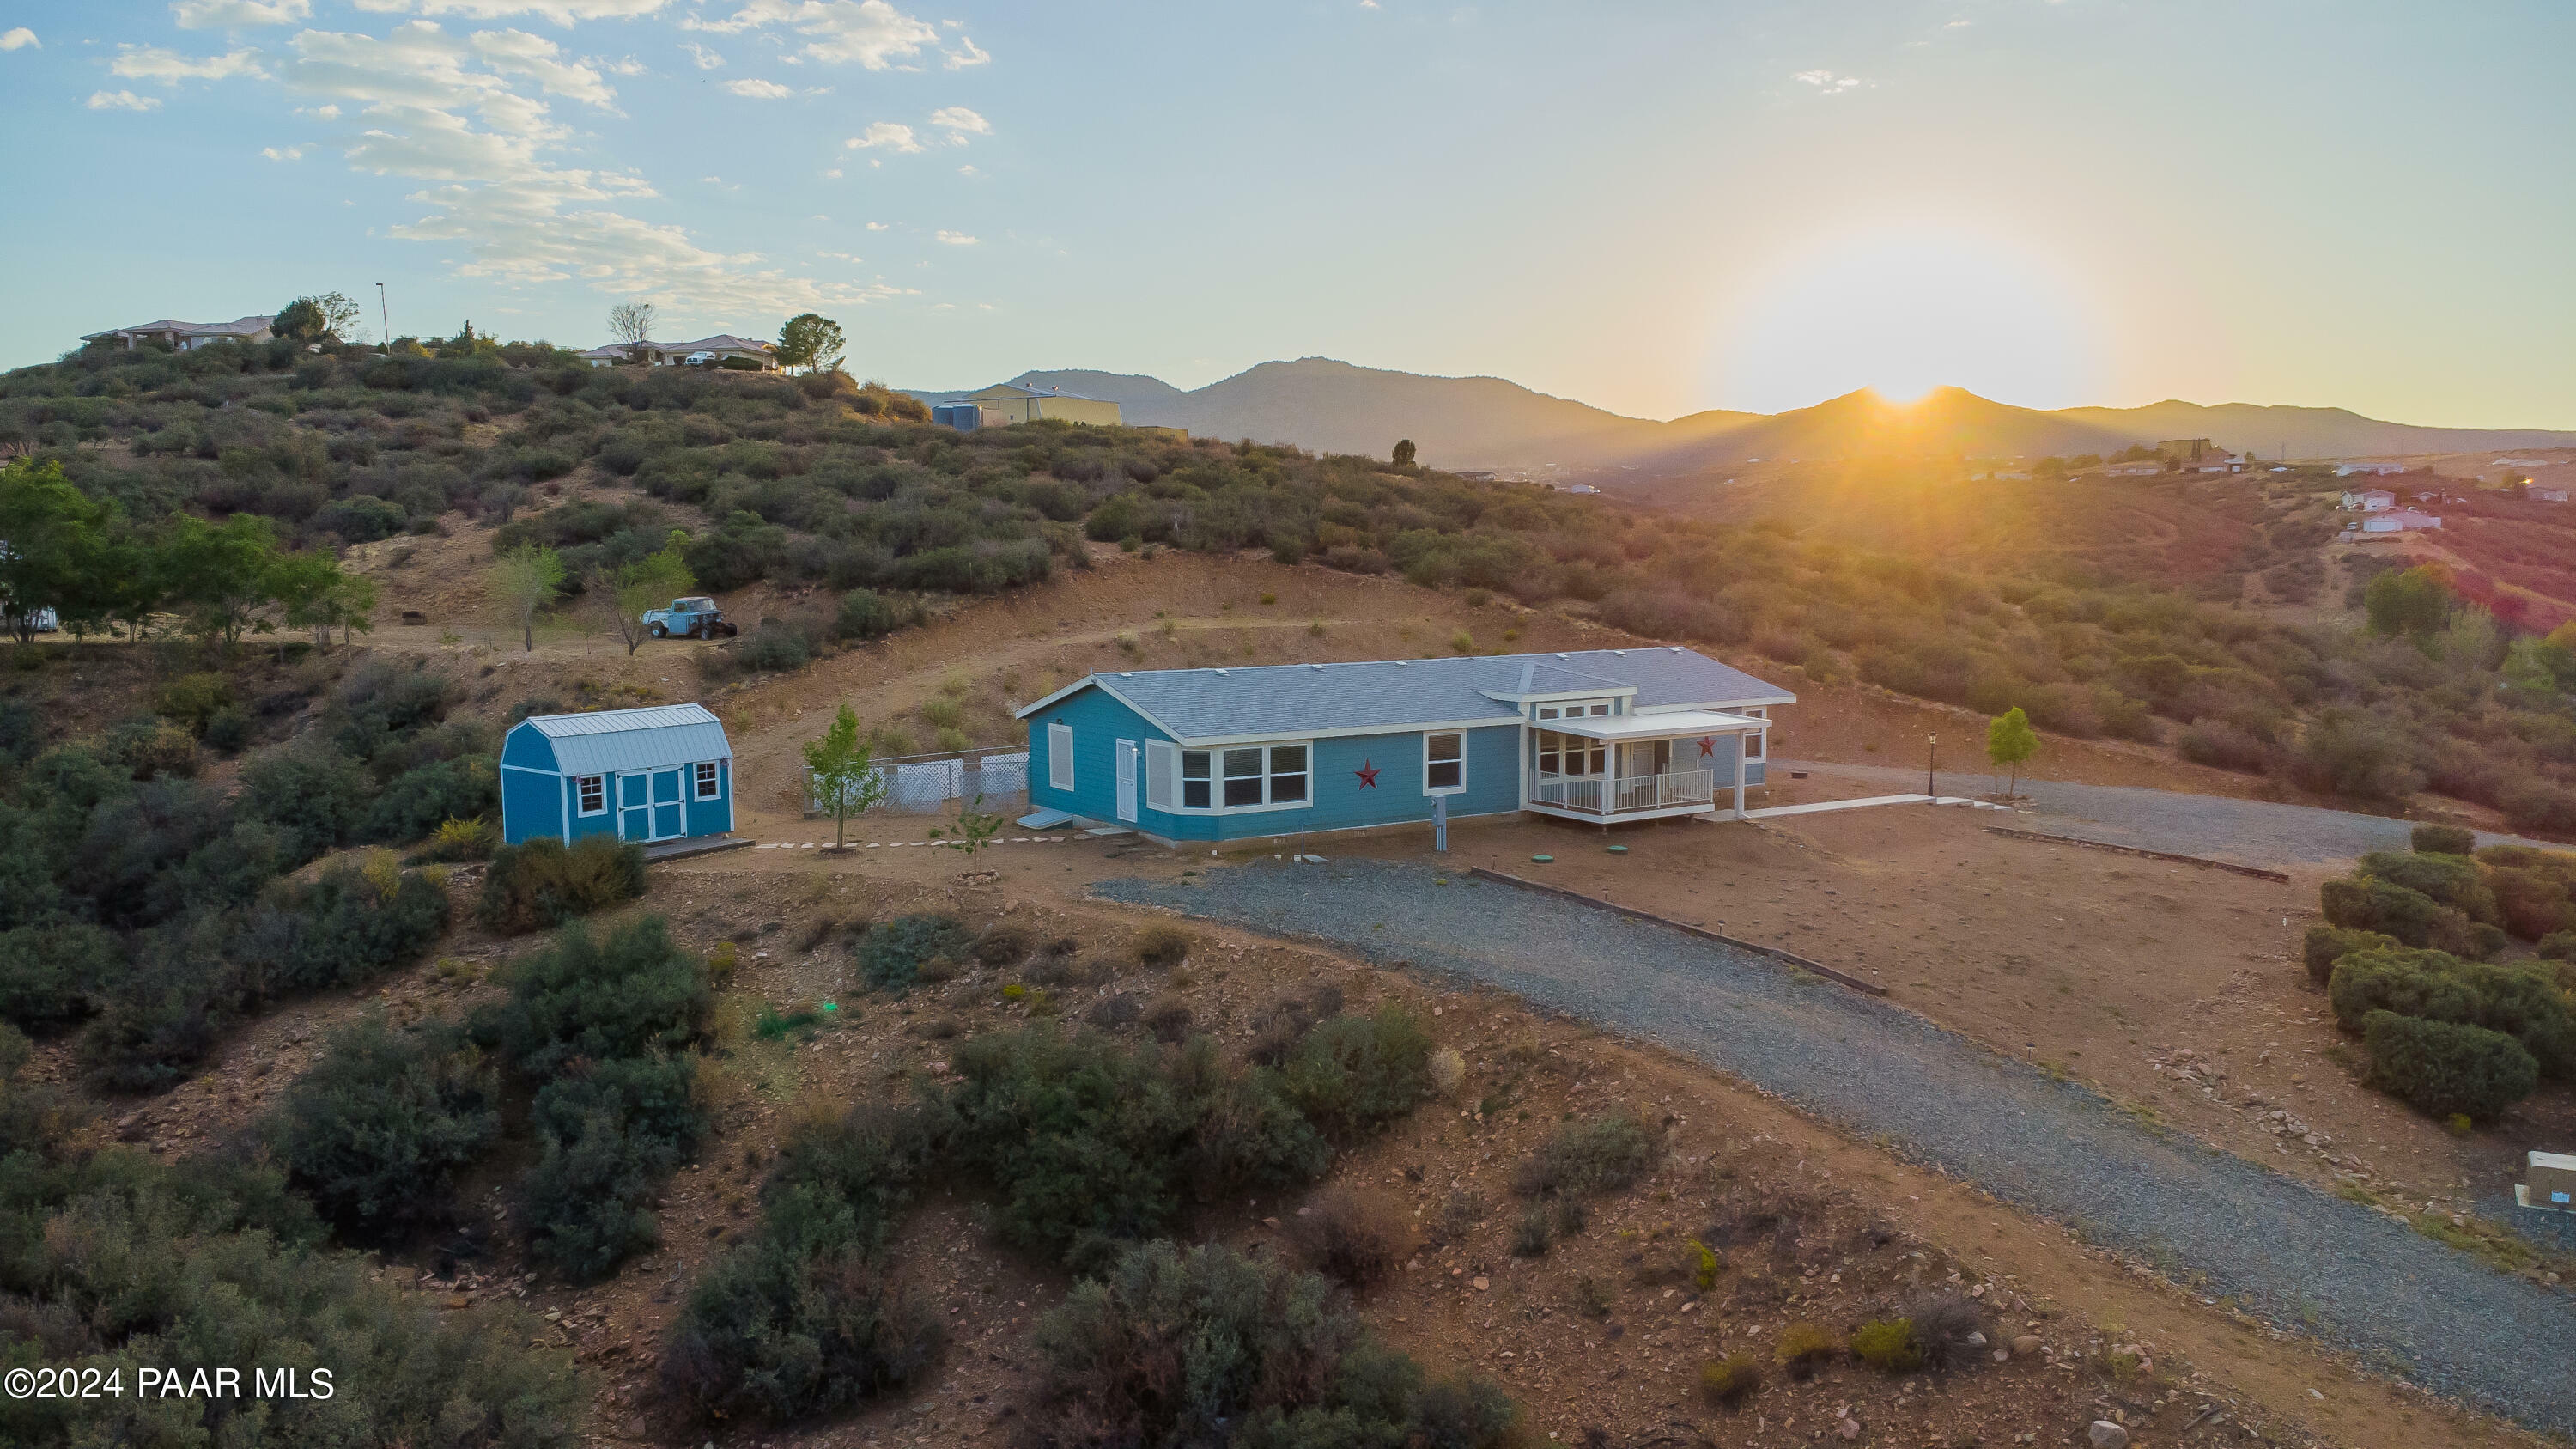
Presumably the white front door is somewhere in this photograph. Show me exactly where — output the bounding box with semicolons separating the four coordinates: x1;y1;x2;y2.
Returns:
1115;740;1139;823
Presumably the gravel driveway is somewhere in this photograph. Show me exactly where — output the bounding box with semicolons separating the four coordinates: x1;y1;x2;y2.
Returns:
1781;759;2549;867
1097;859;2576;1433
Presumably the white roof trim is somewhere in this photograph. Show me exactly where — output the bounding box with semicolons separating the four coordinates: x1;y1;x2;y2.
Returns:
1478;685;1640;704
1544;709;1768;740
1632;695;1795;712
1173;718;1516;748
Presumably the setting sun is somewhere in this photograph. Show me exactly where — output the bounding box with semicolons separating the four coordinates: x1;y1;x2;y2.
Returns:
1712;222;2105;415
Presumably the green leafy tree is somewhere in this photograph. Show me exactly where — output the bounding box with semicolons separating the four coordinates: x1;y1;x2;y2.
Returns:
2364;564;2453;642
158;513;280;651
804;702;885;851
489;542;566;653
1985;704;2038;796
269;549;377;649
776;313;846;375
273;292;362;343
0;460;115;641
1392;438;1417;468
598;533;696;655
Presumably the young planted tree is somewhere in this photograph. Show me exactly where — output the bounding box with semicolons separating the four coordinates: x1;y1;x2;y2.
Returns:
1985;704;2038;798
1392;438;1418;468
608;301;657;347
776;313;846;375
490;543;567;654
597;537;696;656
271;551;379;649
804;702;886;851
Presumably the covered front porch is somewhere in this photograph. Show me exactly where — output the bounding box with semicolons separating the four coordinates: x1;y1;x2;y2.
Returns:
1523;710;1768;824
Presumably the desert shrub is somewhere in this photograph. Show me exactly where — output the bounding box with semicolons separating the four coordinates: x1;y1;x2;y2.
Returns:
2363;1009;2537;1123
854;913;969;991
240;854;452;995
937;1029;1327;1270
1143;993;1194;1043
1086;993;1143;1031
2177;719;2273;773
0;922;117;1032
476;832;645;933
1514;1110;1661;1198
2472;922;2511;960
1774;1322;1838;1379
1131;922;1195;967
422;813;499;861
1290;1186;1407;1286
1429;1044;1466;1096
2320;874;2476;953
231;747;367;862
2302;924;2397;988
2357;850;2497;923
362;755;498;843
734;627;813;673
970;922;1034;967
530;1052;708;1154
264;1015;497;1239
155;672;234;731
2485;865;2573;941
2329;946;2576;1077
1279;1003;1435;1140
2295;709;2424;802
1700;1355;1764;1406
833;588;907;641
201;706;252;755
2541;931;2576;964
1850;1318;1924;1373
2413;824;2477;855
479;916;710;1075
1018;1240;1514;1449
1906;1293;1986;1373
1513;1202;1554;1257
518;1108;675;1280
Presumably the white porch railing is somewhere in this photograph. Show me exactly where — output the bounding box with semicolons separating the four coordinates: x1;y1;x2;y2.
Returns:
1528;768;1715;816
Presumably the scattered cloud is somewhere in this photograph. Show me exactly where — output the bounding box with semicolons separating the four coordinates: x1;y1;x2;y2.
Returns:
680;39;723;67
364;0;682;25
88;89;164;110
600;54;647;75
0;27;35;51
864;221;885;229
261;143;306;159
722;76;791;97
927;103;987;137
1790;68;1863;91
942;35;986;69
823;166;841;177
933;229;975;246
845;120;920;151
685;0;945;70
819;250;862;262
112;46;271;83
173;0;312;27
471;28;617;105
956;163;975;176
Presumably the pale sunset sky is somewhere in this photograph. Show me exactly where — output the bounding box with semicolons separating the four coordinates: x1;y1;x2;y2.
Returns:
1;1;2568;426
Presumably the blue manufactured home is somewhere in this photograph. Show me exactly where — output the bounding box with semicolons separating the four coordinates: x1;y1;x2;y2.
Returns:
500;703;736;846
1014;648;1793;843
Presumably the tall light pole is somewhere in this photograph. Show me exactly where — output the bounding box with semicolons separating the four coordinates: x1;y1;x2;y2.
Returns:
375;283;389;354
1926;734;1937;801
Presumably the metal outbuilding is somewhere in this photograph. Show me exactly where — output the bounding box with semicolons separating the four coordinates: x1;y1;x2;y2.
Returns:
500;703;736;845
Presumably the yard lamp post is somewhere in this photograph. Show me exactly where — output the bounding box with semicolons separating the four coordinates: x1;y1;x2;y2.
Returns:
375;283;389;355
1927;734;1937;800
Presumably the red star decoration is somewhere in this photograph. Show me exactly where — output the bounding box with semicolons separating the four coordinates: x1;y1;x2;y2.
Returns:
1354;759;1381;788
1698;736;1716;758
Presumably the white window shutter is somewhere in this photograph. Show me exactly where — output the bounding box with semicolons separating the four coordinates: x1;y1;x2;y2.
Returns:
1145;740;1176;811
1048;723;1074;791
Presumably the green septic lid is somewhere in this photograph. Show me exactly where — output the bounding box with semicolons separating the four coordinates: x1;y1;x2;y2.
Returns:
1606;844;1629;855
1530;854;1554;863
821;1002;840;1012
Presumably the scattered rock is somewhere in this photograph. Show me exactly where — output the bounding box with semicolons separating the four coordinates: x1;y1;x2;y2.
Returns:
2013;1335;2042;1356
2088;1421;2129;1449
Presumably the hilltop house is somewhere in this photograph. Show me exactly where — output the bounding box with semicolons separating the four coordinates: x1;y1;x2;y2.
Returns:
2359;508;2442;533
500;703;735;846
962;382;1123;428
2339;489;2397;512
1014;647;1791;843
2533;487;2571;504
81;315;275;351
576;334;777;369
2337;461;2407;477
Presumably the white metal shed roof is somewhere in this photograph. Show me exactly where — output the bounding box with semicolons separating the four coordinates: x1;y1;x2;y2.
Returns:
520;703;732;776
1543;709;1767;740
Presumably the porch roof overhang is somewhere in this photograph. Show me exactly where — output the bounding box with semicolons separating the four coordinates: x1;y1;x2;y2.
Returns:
1541;709;1766;741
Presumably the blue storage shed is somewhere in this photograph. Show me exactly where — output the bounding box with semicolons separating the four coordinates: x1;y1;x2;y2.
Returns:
1013;647;1793;844
500;703;736;846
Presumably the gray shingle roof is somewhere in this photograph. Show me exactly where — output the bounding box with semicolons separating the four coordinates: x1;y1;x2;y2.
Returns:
519;703;732;776
1021;648;1792;743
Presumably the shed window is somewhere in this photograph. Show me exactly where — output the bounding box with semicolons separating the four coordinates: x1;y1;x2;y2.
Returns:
696;761;720;799
1048;723;1073;791
1425;732;1465;793
576;776;606;815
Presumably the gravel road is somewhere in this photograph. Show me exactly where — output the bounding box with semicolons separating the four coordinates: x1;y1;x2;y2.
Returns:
1097;858;2576;1433
1781;758;2550;867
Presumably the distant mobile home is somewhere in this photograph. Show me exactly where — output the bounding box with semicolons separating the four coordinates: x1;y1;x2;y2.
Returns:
501;703;735;846
963;382;1124;427
1015;648;1791;843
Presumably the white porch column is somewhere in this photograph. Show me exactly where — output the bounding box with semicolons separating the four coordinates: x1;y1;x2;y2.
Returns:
1732;733;1747;819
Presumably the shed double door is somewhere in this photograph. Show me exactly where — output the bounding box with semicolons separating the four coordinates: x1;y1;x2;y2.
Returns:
617;769;687;842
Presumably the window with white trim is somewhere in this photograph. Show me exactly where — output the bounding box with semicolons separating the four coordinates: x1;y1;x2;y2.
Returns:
1424;732;1465;793
1145;740;1177;811
1182;750;1212;808
1048;723;1073;791
1181;743;1310;811
1744;732;1764;760
576;775;606;815
1534;731;1607;777
695;761;720;799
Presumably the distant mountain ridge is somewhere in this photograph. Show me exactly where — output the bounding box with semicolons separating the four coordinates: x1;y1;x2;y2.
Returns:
905;358;2576;474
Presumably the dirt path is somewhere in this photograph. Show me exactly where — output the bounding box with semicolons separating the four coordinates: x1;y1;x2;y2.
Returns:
1097;856;2576;1435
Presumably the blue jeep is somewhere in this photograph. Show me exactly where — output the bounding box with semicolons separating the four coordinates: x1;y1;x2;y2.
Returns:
642;596;738;639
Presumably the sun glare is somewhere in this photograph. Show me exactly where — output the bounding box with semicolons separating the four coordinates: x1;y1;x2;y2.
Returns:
1710;222;2104;415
